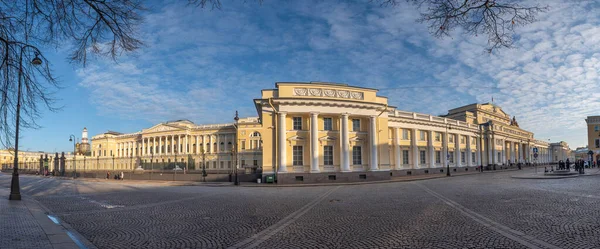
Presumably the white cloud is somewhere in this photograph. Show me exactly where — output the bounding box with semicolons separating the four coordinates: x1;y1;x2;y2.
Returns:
77;0;600;148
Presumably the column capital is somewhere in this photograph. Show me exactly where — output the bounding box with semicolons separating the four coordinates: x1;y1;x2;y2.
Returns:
341;113;349;117
309;112;319;116
279;111;287;116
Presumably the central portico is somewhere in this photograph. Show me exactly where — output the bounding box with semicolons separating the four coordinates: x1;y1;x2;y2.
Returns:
255;82;391;182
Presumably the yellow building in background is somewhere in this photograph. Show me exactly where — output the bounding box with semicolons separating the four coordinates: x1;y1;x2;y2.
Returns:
3;82;571;183
586;115;600;161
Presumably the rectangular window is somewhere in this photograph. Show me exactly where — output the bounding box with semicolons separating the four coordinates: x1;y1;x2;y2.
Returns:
352;119;360;132
213;161;216;169
220;161;224;169
324;118;333;131
352;146;362;165
449;152;454;163
449;135;454;143
293;117;302;130
472;152;476;163
402;150;409;164
324;146;334;165
293;146;303;166
402;129;409;140
435;132;441;142
461;152;466;163
241;160;245;166
253;160;258;166
596;125;599;132
461;136;466;144
435;151;441;163
227;161;231;168
420;150;426;164
419;131;425;141
596;139;600;148
472;137;476;145
241;140;246;150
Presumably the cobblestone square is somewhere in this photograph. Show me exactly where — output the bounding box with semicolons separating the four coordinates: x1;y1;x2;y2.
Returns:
2;169;600;249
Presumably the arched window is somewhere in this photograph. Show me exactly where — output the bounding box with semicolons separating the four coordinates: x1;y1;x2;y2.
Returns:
220;142;224;152
250;131;261;137
227;142;232;151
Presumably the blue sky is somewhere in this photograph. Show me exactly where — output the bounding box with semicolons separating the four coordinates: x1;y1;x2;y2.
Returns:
17;0;600;152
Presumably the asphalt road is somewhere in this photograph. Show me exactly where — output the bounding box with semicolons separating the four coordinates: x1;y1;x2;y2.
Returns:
2;168;600;249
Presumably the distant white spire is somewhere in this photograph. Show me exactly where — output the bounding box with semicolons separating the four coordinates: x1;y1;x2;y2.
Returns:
81;127;89;144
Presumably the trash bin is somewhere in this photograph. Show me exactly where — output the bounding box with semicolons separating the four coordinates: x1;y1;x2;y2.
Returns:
257;178;262;184
266;175;274;183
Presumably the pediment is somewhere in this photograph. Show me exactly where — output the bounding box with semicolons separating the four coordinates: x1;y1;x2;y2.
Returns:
144;124;184;133
350;136;364;142
287;135;305;141
319;136;337;141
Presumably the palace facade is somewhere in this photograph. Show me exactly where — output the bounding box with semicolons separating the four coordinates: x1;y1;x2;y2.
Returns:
2;82;572;183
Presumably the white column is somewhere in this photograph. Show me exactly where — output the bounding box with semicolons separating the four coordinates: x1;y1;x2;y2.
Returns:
185;135;188;154
216;134;220;153
159;137;163;155
369;116;378;171
142;138;145;156
428;130;435;168
394;128;401;170
476;136;481;166
170;135;173;155
209;135;214;154
195;136;198;154
443;132;449;167
455;134;461;167
411;129;418;169
518;143;522;163
310;112;320;173
487;136;493;165
134;141;137;156
466;135;472;167
278;112;288;173
340;113;350;172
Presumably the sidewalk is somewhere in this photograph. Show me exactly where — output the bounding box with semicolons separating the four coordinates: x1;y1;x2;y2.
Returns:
241;168;521;187
50;175;234;186
0;188;85;249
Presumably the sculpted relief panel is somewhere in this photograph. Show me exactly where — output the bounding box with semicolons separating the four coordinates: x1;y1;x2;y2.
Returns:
293;88;364;100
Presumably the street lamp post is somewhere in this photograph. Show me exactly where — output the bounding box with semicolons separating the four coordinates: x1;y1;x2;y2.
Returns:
69;135;76;178
234;111;240;185
9;49;42;201
446;124;452;177
112;154;115;173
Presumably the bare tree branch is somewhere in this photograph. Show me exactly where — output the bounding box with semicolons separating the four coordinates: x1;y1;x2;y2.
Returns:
372;0;548;53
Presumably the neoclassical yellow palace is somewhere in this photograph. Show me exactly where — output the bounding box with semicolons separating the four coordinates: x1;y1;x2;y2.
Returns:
3;82;573;183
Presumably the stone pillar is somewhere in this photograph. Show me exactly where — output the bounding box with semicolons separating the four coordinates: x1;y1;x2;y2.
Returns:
491;136;497;165
195;136;198;154
394;128;401;170
170;135;174;155
340;113;350;172
310;113;320;173
278;112;288;173
466;135;472;167
142;138;145;156
428;130;435;168
216;134;220;153
412;129;419;169
369;116;378;171
60;152;65;176
185;135;188;154
210;135;214;154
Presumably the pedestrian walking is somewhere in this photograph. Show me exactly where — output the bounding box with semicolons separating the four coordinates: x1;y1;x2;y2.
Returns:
120;172;124;181
106;171;110;179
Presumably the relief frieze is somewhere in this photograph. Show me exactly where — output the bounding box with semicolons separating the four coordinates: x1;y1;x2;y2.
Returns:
293;88;364;100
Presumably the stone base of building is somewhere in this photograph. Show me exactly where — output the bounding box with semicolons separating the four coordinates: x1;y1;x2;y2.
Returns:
390;166;480;176
275;171;391;184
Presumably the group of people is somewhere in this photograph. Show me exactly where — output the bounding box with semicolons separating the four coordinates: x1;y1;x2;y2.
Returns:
106;171;124;180
557;159;571;170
